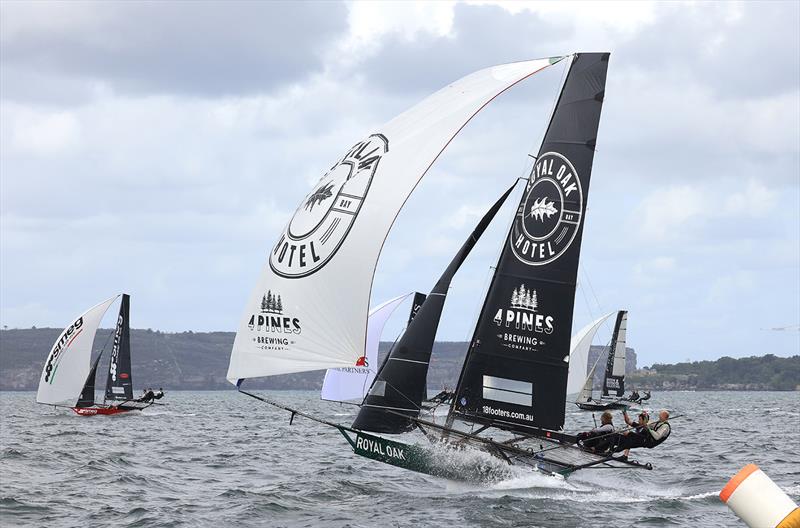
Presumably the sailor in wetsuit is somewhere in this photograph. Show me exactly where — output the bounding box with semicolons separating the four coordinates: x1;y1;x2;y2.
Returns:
153;388;164;400
629;389;640;402
577;411;616;452
614;409;671;458
138;388;156;402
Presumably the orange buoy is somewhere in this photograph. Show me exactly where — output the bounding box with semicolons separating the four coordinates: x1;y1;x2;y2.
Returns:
720;464;799;528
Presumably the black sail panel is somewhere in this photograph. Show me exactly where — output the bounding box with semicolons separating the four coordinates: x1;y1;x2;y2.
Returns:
76;353;103;408
450;53;610;432
105;294;134;401
352;183;517;433
408;292;427;324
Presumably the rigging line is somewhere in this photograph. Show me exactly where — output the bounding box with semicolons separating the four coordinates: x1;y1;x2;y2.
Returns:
97;324;116;355
238;387;356;433
581;263;616;342
461;177;522;345
381;379;423;412
462;263;495;343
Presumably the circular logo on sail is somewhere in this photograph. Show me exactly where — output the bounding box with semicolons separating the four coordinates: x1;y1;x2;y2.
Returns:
270;134;389;278
510;152;583;266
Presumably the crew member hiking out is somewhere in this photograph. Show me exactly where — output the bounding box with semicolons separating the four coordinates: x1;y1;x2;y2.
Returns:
614;409;671;458
577;411;616;453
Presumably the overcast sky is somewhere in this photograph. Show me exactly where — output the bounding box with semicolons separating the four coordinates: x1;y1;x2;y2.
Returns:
1;1;798;366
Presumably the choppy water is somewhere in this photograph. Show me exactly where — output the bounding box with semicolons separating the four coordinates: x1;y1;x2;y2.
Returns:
1;391;798;527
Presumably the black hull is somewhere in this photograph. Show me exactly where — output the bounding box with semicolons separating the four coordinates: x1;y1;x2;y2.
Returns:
575;400;630;411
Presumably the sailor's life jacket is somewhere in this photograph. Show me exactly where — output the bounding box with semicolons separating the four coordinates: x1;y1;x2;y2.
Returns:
644;421;671;448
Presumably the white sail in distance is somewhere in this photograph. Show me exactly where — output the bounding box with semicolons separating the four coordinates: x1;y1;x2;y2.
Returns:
321;293;412;403
227;57;564;383
565;312;615;395
36;295;120;407
610;311;628;376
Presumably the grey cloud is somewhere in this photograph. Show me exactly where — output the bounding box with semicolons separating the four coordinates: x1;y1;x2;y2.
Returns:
0;1;348;102
616;2;800;99
351;4;573;95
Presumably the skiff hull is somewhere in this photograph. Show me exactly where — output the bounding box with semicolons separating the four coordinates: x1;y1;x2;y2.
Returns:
575;400;630;411
71;402;153;416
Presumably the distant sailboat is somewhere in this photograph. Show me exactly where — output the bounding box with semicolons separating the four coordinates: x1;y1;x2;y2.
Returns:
228;53;653;478
574;310;632;411
36;294;161;416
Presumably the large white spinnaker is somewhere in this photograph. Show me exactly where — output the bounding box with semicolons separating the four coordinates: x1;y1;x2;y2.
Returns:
227;57;563;383
36;295;120;407
565;312;615;395
321;293;412;403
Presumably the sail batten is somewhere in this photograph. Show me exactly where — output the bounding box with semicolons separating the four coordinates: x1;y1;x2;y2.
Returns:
227;58;560;383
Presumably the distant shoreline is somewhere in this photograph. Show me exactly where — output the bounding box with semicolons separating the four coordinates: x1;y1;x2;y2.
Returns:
2;328;797;391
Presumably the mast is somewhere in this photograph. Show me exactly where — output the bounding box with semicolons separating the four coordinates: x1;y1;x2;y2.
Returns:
601;310;627;398
352;183;517;433
105;294;134;402
448;53;610;433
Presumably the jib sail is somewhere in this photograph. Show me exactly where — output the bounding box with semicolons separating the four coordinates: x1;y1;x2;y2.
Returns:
602;310;627;398
105;294;134;402
352;183;516;434
76;353;104;408
449;53;610;432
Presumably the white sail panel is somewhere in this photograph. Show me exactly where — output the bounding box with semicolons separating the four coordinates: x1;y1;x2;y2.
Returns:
321;293;411;403
611;311;627;376
565;312;615;395
36;295;119;407
227;57;561;382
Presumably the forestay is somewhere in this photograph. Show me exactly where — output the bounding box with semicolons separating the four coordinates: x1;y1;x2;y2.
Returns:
565;312;615;395
36;295;119;407
321;293;413;403
227;57;562;383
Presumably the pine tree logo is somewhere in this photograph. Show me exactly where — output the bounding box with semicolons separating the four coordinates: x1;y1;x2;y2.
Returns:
260;290;284;314
510;283;538;312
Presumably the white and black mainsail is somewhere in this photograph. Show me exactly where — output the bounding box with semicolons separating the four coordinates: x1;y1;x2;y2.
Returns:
104;294;134;402
447;53;610;433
